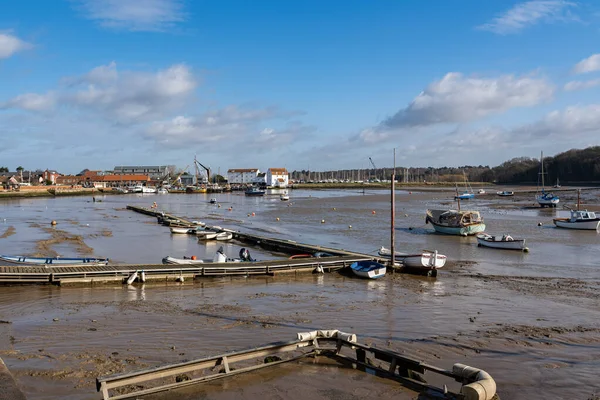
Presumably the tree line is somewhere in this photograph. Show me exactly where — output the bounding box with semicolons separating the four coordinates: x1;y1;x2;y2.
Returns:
290;146;600;184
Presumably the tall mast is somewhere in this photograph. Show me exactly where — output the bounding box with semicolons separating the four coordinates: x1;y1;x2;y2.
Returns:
390;148;396;271
540;151;545;190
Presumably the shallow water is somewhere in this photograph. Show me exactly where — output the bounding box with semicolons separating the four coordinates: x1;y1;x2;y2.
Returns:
0;188;599;400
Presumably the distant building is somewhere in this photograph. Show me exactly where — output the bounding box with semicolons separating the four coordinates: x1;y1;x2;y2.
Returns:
113;165;173;180
90;174;150;188
227;168;260;184
43;170;60;184
266;168;289;188
180;174;195;186
56;175;82;186
253;172;267;185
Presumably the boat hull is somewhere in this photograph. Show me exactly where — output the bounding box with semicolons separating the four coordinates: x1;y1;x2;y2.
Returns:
553;219;600;230
430;222;485;236
476;234;527;251
350;261;387;279
0;255;109;266
378;247;446;269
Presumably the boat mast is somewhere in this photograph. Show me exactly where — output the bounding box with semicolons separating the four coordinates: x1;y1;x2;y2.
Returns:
390;148;396;270
540;151;545;191
577;189;581;210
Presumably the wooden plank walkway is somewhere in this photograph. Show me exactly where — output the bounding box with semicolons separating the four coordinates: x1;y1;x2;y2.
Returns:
0;205;385;285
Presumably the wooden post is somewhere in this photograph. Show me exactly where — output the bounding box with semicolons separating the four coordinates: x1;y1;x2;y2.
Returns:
390;149;396;271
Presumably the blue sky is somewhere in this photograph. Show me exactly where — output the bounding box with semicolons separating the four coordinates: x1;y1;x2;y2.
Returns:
2;0;600;174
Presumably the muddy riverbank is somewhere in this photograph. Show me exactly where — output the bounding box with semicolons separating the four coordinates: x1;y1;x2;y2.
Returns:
0;189;599;399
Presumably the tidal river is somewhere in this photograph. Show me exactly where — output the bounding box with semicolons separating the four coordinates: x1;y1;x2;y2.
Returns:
0;188;599;400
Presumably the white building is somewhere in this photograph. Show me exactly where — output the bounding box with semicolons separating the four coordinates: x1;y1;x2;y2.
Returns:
266;168;289;188
227;168;260;184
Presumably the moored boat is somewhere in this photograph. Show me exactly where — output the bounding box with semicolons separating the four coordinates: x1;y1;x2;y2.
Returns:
553;190;600;230
536;151;559;207
280;192;290;201
476;233;528;251
215;232;233;241
197;231;217;240
496;191;514;197
245;187;265;196
378;246;447;269
349;261;387;279
170;226;195;234
0;255;109;266
425;209;485;236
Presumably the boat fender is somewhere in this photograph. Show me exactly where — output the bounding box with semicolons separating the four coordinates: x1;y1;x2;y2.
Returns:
140;270;146;283
126;271;138;285
297;331;319;341
452;363;496;400
335;331;357;343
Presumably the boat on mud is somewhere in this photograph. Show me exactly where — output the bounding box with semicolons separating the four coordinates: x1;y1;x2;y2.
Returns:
425;209;485;236
378;246;447;269
349;260;387;279
476;233;529;251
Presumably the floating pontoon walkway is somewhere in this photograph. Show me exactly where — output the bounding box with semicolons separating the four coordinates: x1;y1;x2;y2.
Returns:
0;205;386;285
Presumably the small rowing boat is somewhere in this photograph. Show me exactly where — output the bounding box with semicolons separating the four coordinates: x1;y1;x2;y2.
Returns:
215;232;233;241
197;232;217;240
476;233;528;251
349;261;387;279
0;255;109;266
378;246;446;269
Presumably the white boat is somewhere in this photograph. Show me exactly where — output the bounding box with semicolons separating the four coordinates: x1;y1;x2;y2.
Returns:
476;233;528;251
157;187;169;194
496;191;514;197
553;190;600;230
536;151;559;207
215;232;233;241
170;226;194;234
378;246;447;269
130;185;143;193
142;186;157;194
197;231;217;240
349;261;387;279
280;192;290;201
162;247;254;264
425;209;485;236
478;189;486;194
0;255;109;266
113;187;129;194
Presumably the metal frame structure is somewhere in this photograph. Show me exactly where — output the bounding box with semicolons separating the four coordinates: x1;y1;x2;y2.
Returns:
97;330;497;400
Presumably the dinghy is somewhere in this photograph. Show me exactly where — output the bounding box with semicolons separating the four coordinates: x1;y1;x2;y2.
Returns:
197;232;217;240
476;233;528;251
170;226;194;234
0;255;109;266
215;232;233;241
378;246;447;269
496;191;514;197
425;209;485;236
162;248;255;265
349;261;387;279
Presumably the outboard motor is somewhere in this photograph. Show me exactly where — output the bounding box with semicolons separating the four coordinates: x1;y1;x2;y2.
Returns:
213;246;226;263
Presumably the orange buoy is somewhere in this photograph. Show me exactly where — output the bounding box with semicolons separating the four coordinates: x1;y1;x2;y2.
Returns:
51;220;57;226
372;210;376;215
251;212;255;217
228;207;232;211
191;255;197;260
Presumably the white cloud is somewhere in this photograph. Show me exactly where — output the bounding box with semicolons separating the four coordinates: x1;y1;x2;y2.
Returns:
383;72;554;128
563;78;600;91
572;54;600;74
144;107;313;149
75;0;186;31
2;62;197;123
477;1;578;35
0;32;31;59
1;93;56;111
512;104;600;140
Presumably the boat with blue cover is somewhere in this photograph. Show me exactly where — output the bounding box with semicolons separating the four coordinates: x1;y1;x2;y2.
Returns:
349;260;387;279
245;187;265;196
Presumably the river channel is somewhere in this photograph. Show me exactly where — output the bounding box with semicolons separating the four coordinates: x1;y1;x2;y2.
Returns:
0;188;599;399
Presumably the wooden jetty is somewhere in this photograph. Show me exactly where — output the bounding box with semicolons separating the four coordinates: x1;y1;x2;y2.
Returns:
97;329;497;400
0;205;386;285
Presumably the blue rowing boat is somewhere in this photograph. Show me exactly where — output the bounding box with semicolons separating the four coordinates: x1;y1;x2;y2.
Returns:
349;261;387;279
0;255;109;266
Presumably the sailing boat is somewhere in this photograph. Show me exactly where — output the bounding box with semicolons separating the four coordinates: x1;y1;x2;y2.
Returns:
536;151;559;208
454;172;475;200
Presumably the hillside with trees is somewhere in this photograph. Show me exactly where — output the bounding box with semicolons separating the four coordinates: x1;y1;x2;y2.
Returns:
290;146;600;185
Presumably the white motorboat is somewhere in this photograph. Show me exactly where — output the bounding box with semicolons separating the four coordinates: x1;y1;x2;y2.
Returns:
157;187;169;194
280;191;290;201
476;233;528;251
553;191;600;230
378;246;446;269
142;186;157;194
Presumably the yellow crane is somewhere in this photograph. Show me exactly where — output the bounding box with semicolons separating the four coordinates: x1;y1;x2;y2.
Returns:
171;165;189;186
